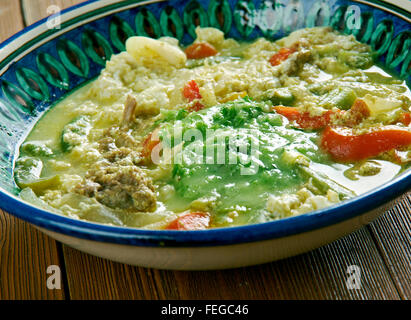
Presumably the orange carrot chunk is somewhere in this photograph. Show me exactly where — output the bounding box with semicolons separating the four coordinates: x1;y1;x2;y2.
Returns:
185;42;218;59
269;48;296;66
165;212;211;230
274;106;334;130
321;126;411;162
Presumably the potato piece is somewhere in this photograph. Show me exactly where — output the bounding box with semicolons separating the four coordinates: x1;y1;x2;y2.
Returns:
194;27;225;48
19;188;61;213
362;94;403;117
126;36;186;68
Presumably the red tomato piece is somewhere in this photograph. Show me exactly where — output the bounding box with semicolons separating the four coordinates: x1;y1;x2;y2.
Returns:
297;111;334;130
342;99;370;127
187;101;205;113
182;80;202;102
350;99;370;118
269;48;296;66
274;106;334;130
399;112;411;126
165;212;211;231
273;106;300;120
141;130;161;163
321;126;411;162
185;42;218;59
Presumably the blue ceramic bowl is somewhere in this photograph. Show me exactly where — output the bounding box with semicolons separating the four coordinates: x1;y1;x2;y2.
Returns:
0;0;410;269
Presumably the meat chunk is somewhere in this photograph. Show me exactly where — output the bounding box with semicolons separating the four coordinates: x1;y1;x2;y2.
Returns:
98;126;141;166
103;147;136;164
77;165;157;212
122;95;137;126
101;126;138;151
280;49;312;77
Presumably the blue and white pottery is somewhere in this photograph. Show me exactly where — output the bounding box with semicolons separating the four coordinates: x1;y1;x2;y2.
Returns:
0;0;410;270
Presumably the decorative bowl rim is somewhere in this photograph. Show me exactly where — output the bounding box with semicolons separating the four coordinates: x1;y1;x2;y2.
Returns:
0;0;410;247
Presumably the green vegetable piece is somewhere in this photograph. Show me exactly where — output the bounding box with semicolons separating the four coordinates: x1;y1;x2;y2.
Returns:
299;165;356;200
14;156;61;193
185;56;241;69
61;115;91;152
315;43;340;56
338;51;374;69
319;87;357;110
185;58;206;69
21;141;53;157
308;83;334;96
257;113;283;127
19;188;61;213
280;148;355;199
154;109;188;128
176;109;188;120
268;88;295;106
365;72;403;85
18;175;61;193
14;157;43;187
344;161;382;181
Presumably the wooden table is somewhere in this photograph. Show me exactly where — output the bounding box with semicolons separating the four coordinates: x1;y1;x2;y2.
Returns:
0;0;410;300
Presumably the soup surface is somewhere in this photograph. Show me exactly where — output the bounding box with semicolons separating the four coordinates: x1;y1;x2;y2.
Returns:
15;27;411;230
